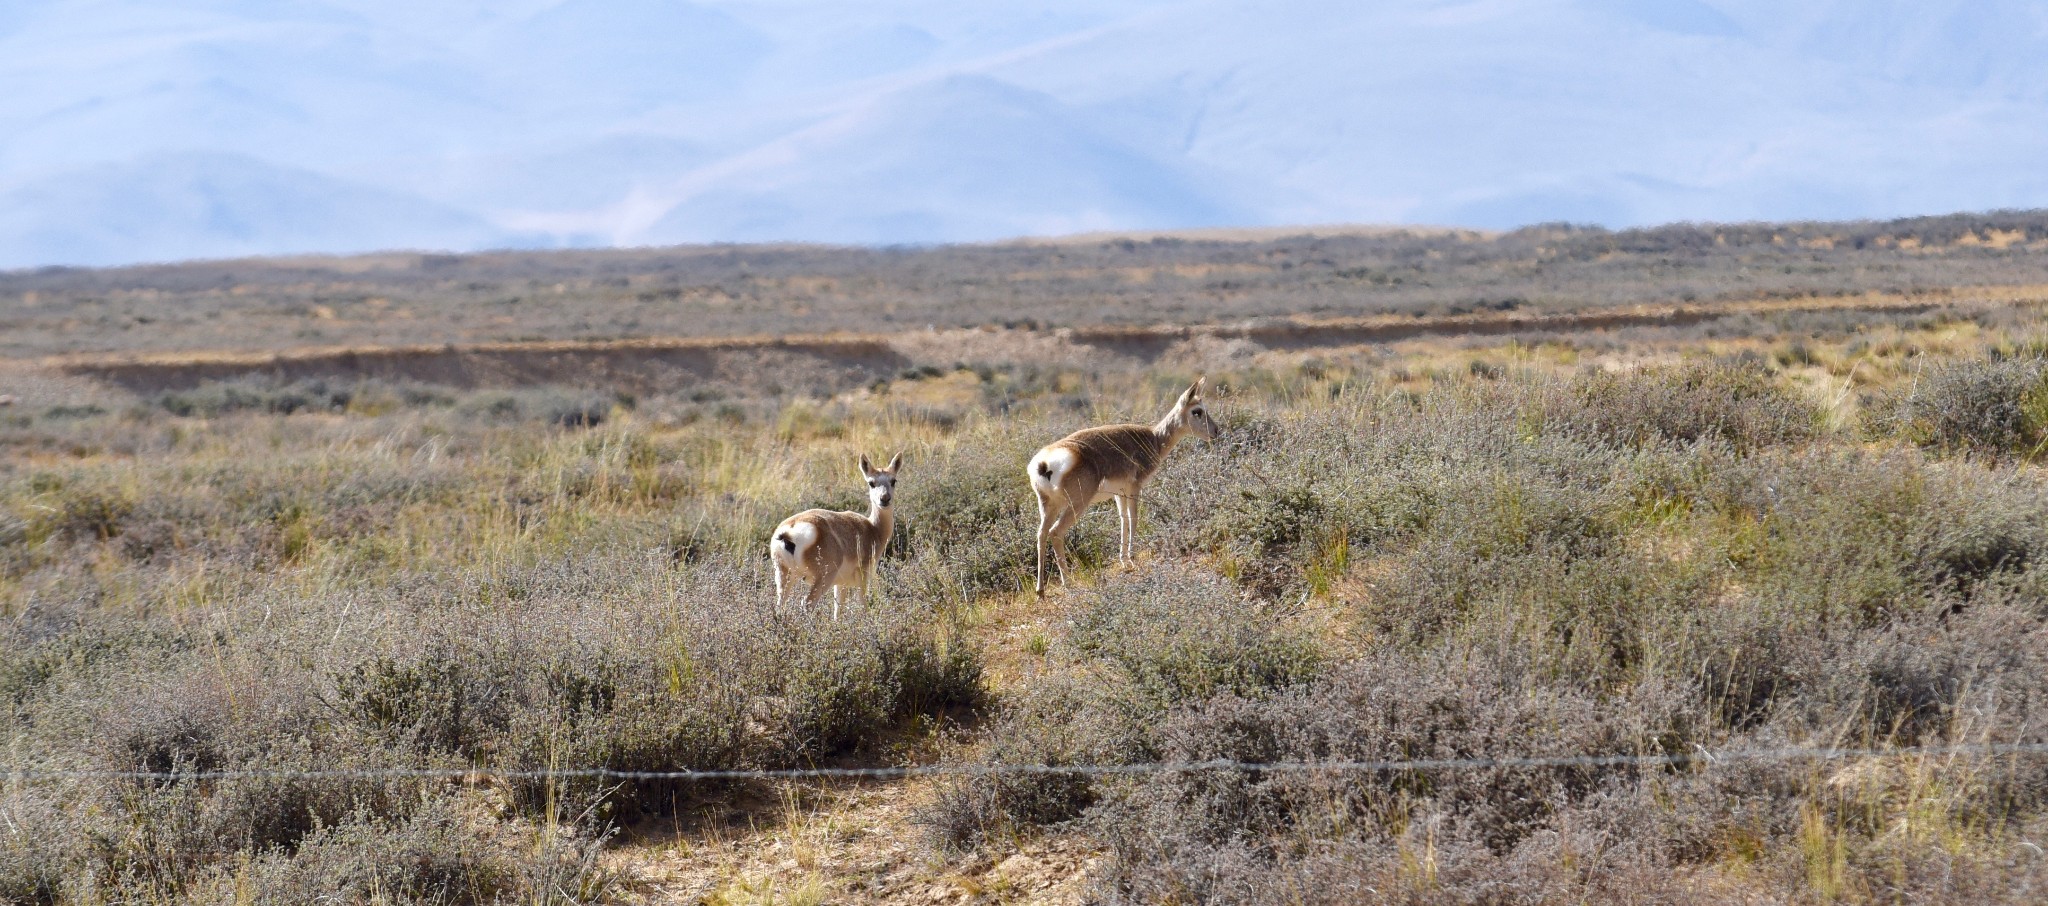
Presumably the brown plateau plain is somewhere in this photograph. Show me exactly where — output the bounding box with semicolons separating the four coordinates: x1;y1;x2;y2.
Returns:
7;213;2048;904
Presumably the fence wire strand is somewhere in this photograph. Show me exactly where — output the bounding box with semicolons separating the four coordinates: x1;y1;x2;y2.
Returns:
6;742;2048;785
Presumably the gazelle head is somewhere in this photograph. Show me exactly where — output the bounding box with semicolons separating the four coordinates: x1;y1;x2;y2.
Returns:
859;452;903;510
1169;377;1219;440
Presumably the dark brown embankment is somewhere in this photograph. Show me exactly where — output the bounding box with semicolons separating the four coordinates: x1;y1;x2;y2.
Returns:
58;336;911;395
49;292;2000;394
1062;296;1954;359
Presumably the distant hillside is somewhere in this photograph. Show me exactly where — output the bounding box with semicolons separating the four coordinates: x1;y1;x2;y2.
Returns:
0;153;523;269
3;1;2048;266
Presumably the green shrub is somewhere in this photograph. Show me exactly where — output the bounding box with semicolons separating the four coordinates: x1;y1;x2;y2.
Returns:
1552;360;1820;451
1869;356;2048;456
42;486;132;541
894;429;1108;601
184;802;613;906
334;651;506;754
923;563;1319;852
1208;481;1330;596
921;677;1144;853
1067;564;1322;708
152;377;456;419
156;378;351;417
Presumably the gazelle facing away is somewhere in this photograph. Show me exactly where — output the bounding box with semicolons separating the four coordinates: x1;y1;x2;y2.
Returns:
1027;377;1219;595
770;453;902;620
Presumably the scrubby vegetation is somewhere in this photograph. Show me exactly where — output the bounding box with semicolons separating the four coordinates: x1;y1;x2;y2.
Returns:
929;364;2048;903
8;229;2048;902
0;380;1007;903
9;211;2048;360
1869;354;2048;457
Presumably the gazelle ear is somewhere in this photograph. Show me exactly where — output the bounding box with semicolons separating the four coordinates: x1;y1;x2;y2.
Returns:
859;453;874;475
1178;376;1205;406
886;452;903;473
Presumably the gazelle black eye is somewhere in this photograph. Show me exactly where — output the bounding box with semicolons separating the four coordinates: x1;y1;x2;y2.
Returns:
868;481;877;487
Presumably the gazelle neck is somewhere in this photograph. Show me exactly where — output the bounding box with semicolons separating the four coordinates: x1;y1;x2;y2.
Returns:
1151;411;1189;453
867;501;894;541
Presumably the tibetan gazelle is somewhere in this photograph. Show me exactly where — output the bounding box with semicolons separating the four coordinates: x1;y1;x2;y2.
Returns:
1027;377;1219;595
770;453;902;620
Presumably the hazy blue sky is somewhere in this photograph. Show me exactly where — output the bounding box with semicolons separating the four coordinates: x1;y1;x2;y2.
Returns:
3;0;2045;267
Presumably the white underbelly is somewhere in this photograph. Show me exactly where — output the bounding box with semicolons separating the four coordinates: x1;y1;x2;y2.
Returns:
1099;477;1140;500
820;558;865;587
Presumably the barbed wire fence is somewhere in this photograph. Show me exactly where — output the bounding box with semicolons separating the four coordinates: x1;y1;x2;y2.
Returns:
7;741;2048;785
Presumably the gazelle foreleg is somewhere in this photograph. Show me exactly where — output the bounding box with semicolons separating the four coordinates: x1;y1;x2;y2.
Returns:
1110;495;1126;561
1113;494;1137;562
1130;494;1142;562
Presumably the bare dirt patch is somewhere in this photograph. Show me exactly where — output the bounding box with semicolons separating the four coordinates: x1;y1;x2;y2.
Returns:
608;781;1100;906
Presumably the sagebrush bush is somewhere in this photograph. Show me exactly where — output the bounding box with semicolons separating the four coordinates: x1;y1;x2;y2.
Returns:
891;431;1048;599
1870;355;2048;456
156;377;351;417
149;377;459;419
1550;360;1821;451
887;417;1127;602
1065;564;1321;708
922;676;1148;853
921;563;1320;850
1098;642;1693;853
99;799;614;906
316;560;983;813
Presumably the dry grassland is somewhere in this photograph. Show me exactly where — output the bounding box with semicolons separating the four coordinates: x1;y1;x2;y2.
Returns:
7;216;2048;904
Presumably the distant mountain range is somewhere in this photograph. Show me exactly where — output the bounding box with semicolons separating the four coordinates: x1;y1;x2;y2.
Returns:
3;0;2046;268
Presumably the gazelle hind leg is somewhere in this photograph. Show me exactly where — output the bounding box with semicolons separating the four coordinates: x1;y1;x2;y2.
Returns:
1034;489;1061;595
1047;497;1088;585
803;576;829;617
773;559;790;613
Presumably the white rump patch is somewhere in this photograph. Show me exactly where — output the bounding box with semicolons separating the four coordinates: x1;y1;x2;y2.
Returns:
1029;447;1076;493
771;520;818;565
